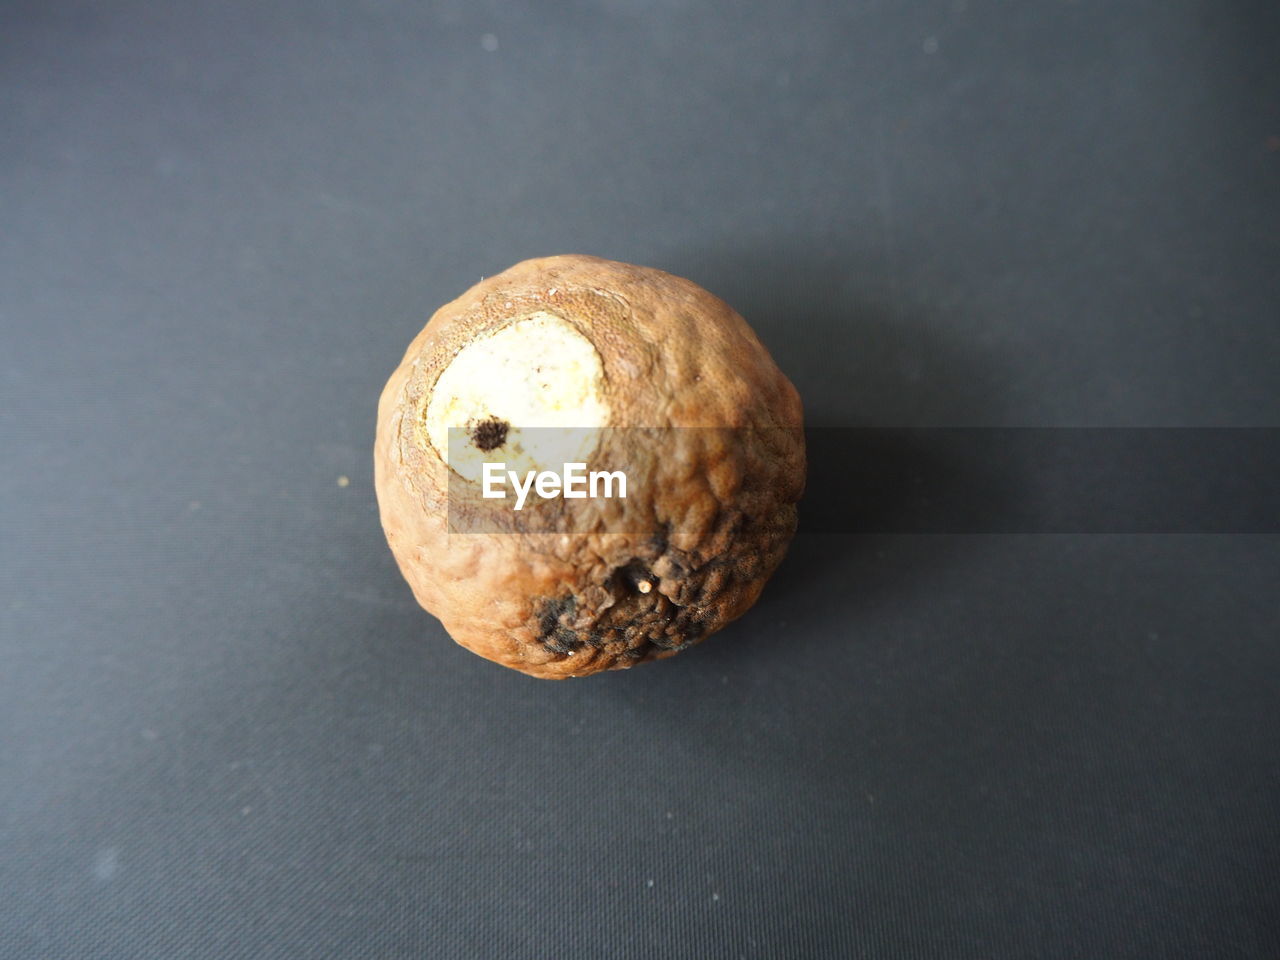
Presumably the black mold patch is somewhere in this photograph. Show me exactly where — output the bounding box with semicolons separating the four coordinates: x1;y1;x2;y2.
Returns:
648;620;701;651
536;595;581;654
470;417;508;451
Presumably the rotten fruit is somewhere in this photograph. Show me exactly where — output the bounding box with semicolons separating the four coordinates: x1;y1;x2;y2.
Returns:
374;254;804;678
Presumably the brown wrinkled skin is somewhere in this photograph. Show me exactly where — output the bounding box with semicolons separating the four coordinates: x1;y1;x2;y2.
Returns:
374;255;805;677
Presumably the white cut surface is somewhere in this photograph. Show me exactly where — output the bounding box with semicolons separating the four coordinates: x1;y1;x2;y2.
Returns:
424;312;610;483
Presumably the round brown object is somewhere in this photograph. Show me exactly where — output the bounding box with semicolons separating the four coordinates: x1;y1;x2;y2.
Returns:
374;255;804;678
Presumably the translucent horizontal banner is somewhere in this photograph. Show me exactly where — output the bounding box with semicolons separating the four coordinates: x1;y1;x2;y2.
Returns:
445;427;1280;534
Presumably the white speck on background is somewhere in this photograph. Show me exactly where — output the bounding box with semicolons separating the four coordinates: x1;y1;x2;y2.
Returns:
480;33;499;52
923;36;939;54
93;848;119;881
337;475;350;487
646;879;654;888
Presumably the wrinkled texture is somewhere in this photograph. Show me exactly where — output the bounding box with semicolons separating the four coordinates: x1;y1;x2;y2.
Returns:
375;255;805;677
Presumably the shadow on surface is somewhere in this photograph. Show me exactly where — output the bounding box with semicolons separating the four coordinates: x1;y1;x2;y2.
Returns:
674;240;1012;625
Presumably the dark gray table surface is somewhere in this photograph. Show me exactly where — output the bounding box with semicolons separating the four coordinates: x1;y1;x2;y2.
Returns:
3;1;1278;957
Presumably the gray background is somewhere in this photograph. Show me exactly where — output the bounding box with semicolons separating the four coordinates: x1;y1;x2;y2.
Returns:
3;1;1279;957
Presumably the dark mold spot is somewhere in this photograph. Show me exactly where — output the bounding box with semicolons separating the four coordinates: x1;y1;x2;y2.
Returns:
536;595;581;654
544;627;580;655
648;617;703;651
470;417;508;451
